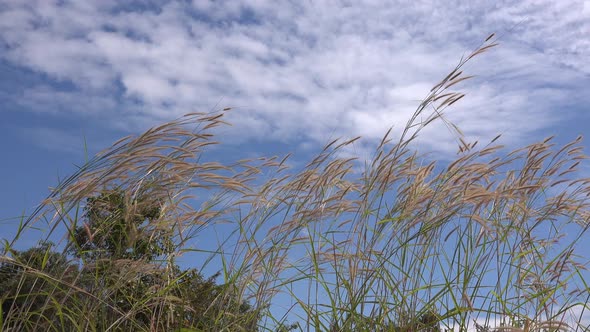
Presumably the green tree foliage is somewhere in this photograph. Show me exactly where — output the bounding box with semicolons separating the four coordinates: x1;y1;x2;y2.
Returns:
0;241;78;330
1;188;259;331
66;187;258;331
68;187;173;261
328;310;441;332
275;321;300;332
171;269;259;331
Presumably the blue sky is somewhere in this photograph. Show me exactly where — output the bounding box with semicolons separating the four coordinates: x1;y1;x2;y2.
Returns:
1;0;590;328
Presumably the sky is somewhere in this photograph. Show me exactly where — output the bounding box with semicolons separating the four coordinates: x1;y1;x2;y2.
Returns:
1;0;589;220
1;0;590;328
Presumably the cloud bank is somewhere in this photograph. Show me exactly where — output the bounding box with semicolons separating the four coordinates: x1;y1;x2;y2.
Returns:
1;0;588;155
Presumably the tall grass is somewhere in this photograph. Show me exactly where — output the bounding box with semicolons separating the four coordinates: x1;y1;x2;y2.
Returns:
2;35;590;331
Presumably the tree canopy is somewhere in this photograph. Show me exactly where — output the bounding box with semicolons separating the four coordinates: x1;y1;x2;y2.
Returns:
1;188;258;331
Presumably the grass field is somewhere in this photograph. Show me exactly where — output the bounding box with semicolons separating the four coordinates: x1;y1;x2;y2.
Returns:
2;35;589;332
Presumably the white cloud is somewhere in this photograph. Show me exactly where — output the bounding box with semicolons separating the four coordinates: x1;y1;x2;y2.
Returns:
16;85;118;115
0;0;588;155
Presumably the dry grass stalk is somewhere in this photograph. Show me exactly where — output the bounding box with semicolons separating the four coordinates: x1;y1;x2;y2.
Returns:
2;36;590;331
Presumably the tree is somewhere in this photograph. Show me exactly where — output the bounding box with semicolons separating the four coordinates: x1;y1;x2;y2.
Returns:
0;241;78;330
2;188;259;331
68;187;173;261
171;269;259;331
65;187;259;331
328;309;441;332
275;321;300;332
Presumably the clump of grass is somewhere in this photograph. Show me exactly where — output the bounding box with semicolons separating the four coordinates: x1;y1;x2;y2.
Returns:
2;35;589;332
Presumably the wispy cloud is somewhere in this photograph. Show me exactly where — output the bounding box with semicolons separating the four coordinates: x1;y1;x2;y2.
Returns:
1;0;588;155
